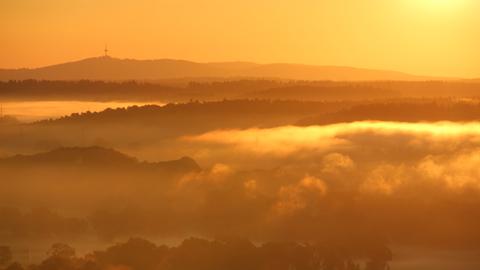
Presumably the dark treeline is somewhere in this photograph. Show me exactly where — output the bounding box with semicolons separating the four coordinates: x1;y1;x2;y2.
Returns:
247;80;480;100
1;80;480;102
0;80;284;102
198;80;480;100
0;116;19;126
247;85;397;100
0;238;392;270
0;80;177;102
44;99;350;124
29;100;352;140
39;98;480;127
297;100;480;125
0;207;88;241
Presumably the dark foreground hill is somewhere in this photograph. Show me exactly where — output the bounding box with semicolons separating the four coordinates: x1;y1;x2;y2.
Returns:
0;146;200;172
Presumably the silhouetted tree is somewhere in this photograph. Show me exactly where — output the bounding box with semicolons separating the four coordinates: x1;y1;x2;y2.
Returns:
4;262;24;270
46;243;76;259
91;238;166;270
364;246;392;270
0;246;12;267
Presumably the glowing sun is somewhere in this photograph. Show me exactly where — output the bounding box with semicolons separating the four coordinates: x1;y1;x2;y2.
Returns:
403;0;472;15
416;0;468;10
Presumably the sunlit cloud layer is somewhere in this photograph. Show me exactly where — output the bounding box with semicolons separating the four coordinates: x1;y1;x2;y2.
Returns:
4;121;480;249
185;121;480;155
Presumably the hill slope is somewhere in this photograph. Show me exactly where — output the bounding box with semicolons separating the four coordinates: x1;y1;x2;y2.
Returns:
0;56;441;81
297;101;480;125
0;146;200;172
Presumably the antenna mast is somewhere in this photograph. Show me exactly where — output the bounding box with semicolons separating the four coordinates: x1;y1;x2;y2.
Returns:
104;44;109;57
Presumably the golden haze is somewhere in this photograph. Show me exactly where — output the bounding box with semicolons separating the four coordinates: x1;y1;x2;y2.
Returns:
2;1;480;269
1;0;479;77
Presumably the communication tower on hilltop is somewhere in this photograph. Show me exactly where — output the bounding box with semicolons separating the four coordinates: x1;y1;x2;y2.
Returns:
104;44;109;57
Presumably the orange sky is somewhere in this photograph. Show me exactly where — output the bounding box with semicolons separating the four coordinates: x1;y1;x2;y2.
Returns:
1;0;479;77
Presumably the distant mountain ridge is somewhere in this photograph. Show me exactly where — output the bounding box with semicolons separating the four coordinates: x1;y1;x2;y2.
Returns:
0;56;448;81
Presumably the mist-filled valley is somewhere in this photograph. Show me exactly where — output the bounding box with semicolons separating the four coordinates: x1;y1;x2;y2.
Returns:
4;0;480;267
2;0;480;265
1;78;480;270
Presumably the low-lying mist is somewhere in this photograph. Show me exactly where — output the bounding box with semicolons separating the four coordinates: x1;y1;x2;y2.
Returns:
2;122;480;247
0;101;165;122
2;100;480;269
